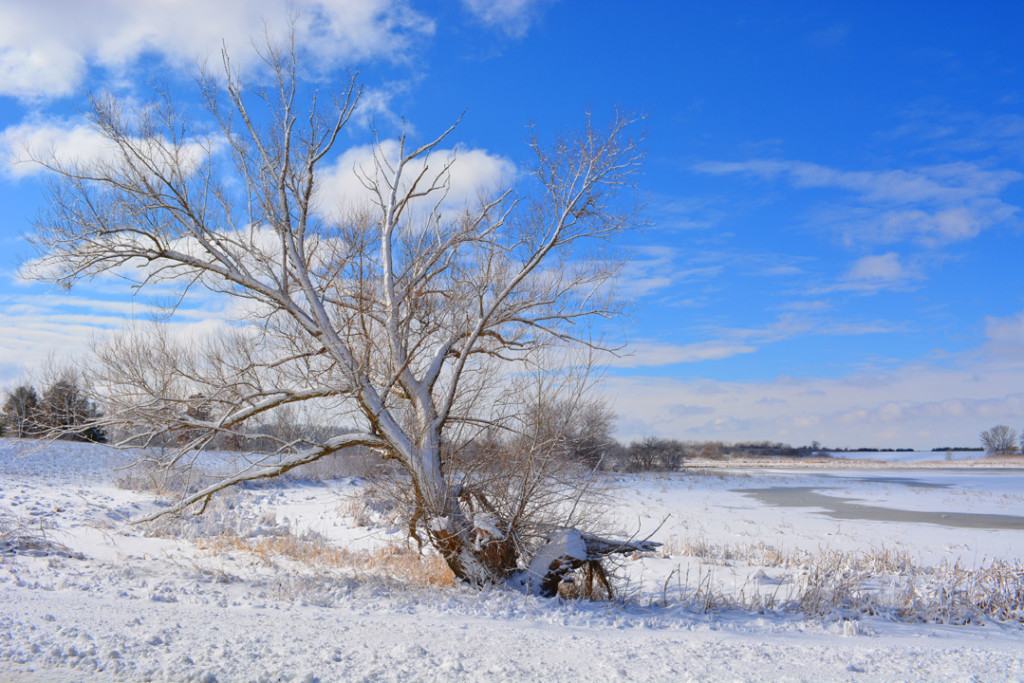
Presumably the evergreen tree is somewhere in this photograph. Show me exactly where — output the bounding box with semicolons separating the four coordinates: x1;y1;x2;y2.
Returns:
38;377;106;443
2;385;40;438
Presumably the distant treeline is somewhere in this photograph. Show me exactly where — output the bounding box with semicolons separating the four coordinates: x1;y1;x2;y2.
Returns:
829;447;915;453
931;446;985;452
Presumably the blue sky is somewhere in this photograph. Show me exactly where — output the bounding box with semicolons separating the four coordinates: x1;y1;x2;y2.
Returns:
1;0;1022;449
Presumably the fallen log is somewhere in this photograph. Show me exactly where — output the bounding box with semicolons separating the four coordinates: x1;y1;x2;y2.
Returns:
509;529;660;597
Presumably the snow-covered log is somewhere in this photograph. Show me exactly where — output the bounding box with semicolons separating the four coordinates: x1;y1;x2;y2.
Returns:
510;529;659;597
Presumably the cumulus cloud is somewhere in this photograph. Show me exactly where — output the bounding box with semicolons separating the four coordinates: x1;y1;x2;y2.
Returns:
315;139;516;218
3;121;514;227
0;119;220;180
0;121;109;178
0;0;434;100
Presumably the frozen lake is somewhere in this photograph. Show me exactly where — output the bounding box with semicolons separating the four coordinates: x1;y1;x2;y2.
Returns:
829;449;984;462
734;467;1024;530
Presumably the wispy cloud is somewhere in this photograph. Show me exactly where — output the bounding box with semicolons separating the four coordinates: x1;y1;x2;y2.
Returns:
705;311;903;347
616;311;902;370
611;340;756;368
845;252;910;282
805;24;850;48
694;158;1022;247
647;194;724;232
0;287;235;385
460;0;553;39
882;108;1024;161
695;159;1020;204
818;252;923;294
615;246;677;299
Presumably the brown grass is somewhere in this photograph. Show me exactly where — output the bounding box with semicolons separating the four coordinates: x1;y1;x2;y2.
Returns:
205;530;455;588
662;534;914;573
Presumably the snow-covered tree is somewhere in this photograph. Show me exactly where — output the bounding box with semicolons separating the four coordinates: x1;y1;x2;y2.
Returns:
27;37;653;588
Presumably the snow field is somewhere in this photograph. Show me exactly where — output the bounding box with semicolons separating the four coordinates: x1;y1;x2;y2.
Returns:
2;439;1024;681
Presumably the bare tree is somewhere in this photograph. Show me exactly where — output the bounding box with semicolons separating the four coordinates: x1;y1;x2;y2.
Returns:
980;425;1018;455
27;38;652;588
622;436;686;472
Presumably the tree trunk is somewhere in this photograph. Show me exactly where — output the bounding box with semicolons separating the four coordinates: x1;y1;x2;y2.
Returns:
408;446;515;585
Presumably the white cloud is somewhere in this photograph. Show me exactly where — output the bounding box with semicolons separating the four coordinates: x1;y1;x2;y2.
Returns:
611;341;756;368
615;245;678;299
460;0;550;38
606;354;1024;449
0;121;110;178
694;158;1022;247
0;286;237;386
835;252;916;292
315;140;516;218
0;0;435;100
0;119;222;183
984;310;1024;362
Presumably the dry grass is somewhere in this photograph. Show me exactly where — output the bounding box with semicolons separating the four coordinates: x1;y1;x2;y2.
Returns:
661;534;915;573
657;535;1024;624
205;530;455;589
135;489;453;589
0;505;82;560
336;490;397;528
115;459;216;496
892;558;1024;624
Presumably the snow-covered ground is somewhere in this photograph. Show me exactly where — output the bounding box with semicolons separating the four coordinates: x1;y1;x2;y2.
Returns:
2;438;1024;682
